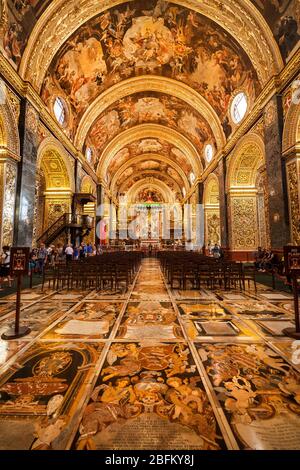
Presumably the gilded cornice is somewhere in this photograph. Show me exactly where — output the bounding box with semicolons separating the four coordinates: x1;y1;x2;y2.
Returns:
0;147;21;162
19;0;282;91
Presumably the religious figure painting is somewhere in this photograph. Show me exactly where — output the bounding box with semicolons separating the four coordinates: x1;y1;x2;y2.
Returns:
2;1;52;67
250;0;300;60
85;92;216;165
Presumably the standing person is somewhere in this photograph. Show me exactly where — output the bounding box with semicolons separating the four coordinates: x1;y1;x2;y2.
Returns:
0;246;12;290
79;243;85;260
38;243;48;274
86;243;93;257
73;245;79;260
65;244;74;263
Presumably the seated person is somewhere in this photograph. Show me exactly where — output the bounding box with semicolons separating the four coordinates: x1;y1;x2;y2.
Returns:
211;244;221;259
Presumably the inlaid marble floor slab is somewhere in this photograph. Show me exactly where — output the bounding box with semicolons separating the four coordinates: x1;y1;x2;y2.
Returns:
0;258;299;450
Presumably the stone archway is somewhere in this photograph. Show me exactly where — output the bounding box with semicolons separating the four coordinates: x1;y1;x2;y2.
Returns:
34;139;75;243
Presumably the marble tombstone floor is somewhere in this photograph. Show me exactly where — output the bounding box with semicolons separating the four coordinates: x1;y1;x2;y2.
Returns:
0;259;299;450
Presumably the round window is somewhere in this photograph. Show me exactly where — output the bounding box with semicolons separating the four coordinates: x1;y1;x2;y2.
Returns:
53;97;66;125
231;92;248;124
182;187;186;197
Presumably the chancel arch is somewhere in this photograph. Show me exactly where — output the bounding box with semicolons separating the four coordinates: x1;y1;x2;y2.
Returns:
227;134;267;252
203;174;221;247
110;154;190;199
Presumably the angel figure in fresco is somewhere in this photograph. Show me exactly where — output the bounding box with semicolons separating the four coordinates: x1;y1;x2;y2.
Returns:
3;22;23;65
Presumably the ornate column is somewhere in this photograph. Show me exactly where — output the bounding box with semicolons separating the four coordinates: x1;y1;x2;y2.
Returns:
217;158;229;249
0;157;18;249
95;184;103;245
14;100;39;247
264;97;290;248
285;150;300;244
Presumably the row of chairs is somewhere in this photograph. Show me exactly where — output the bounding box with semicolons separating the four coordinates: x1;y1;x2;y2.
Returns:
159;252;256;291
42;252;142;291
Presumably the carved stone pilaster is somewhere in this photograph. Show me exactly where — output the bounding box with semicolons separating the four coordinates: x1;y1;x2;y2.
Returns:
264;96;290;249
14;101;40;247
286;157;300;245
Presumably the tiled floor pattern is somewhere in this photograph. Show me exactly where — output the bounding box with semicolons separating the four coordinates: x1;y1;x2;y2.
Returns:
0;259;299;450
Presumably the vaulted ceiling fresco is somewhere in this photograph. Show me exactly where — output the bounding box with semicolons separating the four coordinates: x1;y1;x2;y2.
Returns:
40;0;261;139
85;92;216;167
2;1;52;66
105;138;194;183
0;0;299;205
250;1;300;59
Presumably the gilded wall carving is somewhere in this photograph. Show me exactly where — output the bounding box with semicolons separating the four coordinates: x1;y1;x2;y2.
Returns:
45;199;71;231
287;160;300;244
0;164;4;249
230;196;257;250
206;211;221;246
2;162;17;247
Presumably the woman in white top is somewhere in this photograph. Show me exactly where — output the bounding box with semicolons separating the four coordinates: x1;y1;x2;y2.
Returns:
65;244;74;263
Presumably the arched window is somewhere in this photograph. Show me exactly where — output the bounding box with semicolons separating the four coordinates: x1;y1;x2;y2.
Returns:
231;92;248;124
53;97;66;125
205;144;214;163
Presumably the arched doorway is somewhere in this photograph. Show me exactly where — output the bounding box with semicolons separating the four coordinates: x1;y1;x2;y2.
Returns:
34;139;74;245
